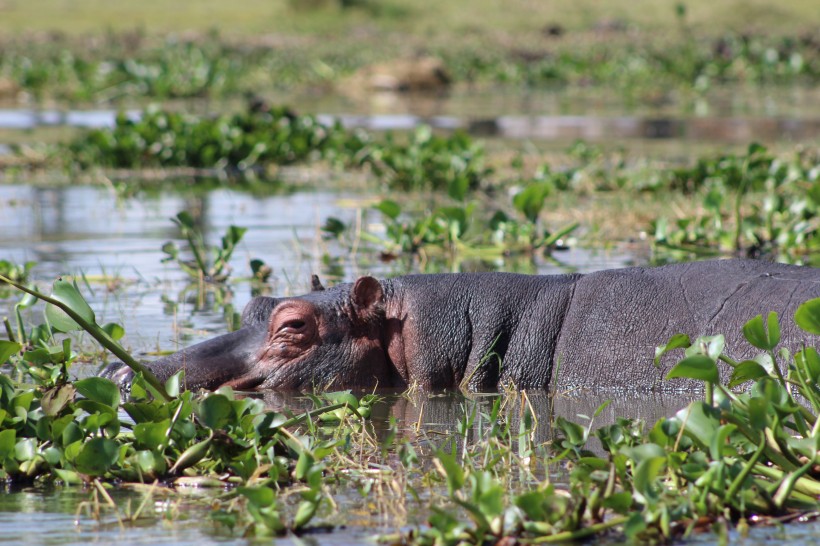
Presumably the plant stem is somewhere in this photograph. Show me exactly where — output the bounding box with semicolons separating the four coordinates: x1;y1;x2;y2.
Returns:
522;516;629;543
0;274;171;401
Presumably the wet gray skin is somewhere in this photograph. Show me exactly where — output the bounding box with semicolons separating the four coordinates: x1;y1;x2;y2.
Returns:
101;259;820;393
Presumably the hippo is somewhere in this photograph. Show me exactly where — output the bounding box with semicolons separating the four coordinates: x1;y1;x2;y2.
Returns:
102;259;820;392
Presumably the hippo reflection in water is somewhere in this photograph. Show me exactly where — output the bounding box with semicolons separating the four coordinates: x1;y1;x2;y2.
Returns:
101;259;820;392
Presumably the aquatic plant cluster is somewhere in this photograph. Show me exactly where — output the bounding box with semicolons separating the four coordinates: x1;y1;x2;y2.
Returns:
1;274;820;542
0;27;817;102
66;105;362;170
58;102;820;265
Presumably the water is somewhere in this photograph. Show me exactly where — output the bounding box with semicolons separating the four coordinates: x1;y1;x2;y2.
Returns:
0;183;641;368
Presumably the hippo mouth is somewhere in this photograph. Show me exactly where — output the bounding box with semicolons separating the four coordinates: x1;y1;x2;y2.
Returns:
100;324;269;393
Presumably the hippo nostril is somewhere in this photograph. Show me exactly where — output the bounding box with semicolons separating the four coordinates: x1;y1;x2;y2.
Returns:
99;361;134;385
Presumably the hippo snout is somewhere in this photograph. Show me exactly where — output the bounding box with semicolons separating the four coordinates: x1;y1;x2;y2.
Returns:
99;361;135;390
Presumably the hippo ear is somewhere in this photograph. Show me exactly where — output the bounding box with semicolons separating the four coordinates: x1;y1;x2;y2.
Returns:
311;274;325;292
351;276;384;322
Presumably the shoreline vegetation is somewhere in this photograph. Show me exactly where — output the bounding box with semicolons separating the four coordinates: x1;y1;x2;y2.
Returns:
0;2;817;106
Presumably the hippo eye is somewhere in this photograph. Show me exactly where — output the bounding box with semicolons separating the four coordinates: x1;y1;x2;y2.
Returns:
279;320;306;333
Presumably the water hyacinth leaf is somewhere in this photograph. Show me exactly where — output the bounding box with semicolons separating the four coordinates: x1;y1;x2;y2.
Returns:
747;397;771;430
512;182;552;223
514;488;553;521
74;377;120;408
437;452;465;495
374;200;401;220
133;419;171;449
101;323;125;341
448;175;469;201
675;402;720;447
169;432;213;474
0;341;21;364
14;438;36;461
729;360;769;388
633;456;666;500
321;217;346;238
238;485;275;507
795;298;820;335
174;211;196;230
44;279;96;332
164;371;184;399
323;391;359;410
197;394;233;429
295;451;315;481
0;429;15;459
687;335;725;362
623;443;666;465
41;384;76;416
602;491;633;514
665;355;719;384
795;347;820;382
710;424;737;460
294;499;319;530
556;416;587;446
742;312;780;350
223;225;247;248
53;469;83;485
75;438;119;476
654;334;691;366
134;450;162;474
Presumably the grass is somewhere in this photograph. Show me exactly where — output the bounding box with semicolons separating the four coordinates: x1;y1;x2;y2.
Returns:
2;0;819;37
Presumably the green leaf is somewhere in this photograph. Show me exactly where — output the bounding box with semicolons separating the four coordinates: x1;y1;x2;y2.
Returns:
767;311;781;347
238;485;275;507
74;377;120;408
0;341;22;364
602;491;633;513
743;313;780;350
0;429;16;459
14;438;36;461
45;279;96;332
675;402;720;447
295;450;314;481
795;298;820;335
169;432;212;474
74;438;119;476
710;424;737;460
437;452;464;495
54;469;83;485
747;398;771;430
665;355;719;384
796;347;820;382
654;334;691;366
633;456;666;498
165;371;183;398
174;211;196;229
101;323;125;341
133;419;171;449
729;360;769;388
197;394;233;429
374;200;401;220
323;391;359;410
294;499;319;530
512;182;552;223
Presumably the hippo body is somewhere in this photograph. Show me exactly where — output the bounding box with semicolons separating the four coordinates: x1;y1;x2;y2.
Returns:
102;259;820;392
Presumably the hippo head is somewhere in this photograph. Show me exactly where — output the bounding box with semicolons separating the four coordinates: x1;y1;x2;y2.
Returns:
101;277;403;392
